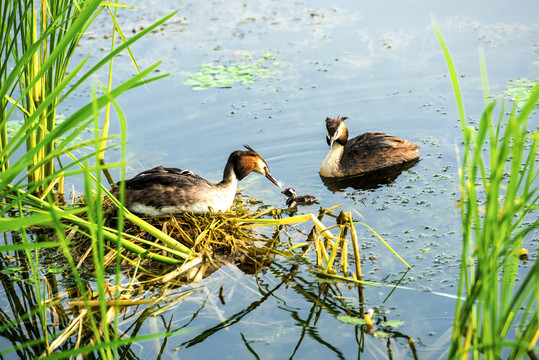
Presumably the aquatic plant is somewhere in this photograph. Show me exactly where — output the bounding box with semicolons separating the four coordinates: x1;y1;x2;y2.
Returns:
493;78;538;108
183;55;280;90
435;22;539;359
0;2;191;358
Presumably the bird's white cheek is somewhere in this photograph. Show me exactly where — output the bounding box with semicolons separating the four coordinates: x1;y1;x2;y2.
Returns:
335;125;343;138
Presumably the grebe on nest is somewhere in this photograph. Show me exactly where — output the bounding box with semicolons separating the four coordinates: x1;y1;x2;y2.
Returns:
320;116;419;178
281;188;318;208
112;145;281;215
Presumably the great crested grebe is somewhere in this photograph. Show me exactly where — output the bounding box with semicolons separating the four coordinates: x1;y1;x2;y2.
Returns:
281;188;318;208
320;116;419;178
112;145;281;215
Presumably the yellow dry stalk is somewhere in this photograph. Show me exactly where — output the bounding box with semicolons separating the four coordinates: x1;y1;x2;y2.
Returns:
39;173;64;201
462;321;474;360
528;327;539;352
324;225;345;273
341;238;349;274
348;214;362;279
242;209;409;284
46;309;87;355
30;12;43;107
26;11;47;191
314;230;330;267
234;212;335;240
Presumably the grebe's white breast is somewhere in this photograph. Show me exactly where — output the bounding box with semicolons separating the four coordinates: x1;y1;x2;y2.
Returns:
320;145;344;177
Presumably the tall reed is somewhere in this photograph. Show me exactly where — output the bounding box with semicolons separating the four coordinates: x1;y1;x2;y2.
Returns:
2;0;94;193
0;2;193;358
434;22;539;359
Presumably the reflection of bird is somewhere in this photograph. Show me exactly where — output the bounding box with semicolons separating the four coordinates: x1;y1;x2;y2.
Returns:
112;145;281;215
281;188;318;208
320;116;419;178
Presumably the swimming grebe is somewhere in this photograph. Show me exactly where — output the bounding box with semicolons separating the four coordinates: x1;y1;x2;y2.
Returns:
112;145;281;215
281;188;318;208
320;116;419;178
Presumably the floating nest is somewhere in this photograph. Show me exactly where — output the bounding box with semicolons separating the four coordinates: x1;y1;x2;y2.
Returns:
46;186;403;290
65;193;286;284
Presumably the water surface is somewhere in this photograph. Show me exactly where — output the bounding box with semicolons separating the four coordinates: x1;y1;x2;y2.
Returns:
84;1;538;358
6;0;539;358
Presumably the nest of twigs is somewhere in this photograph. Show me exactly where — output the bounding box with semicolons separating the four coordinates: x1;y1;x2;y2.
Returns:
65;194;282;283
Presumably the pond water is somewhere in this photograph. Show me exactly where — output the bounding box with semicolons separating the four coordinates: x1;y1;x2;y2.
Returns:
4;0;539;359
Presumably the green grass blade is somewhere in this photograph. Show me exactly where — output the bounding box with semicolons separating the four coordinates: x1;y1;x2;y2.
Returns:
432;20;466;130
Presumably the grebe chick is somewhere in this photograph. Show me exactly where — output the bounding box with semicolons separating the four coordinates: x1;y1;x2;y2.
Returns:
112;145;281;215
320;116;419;178
281;188;318;208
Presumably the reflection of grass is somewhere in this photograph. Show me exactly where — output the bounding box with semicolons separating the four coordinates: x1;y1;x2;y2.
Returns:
435;22;539;359
184;55;280;90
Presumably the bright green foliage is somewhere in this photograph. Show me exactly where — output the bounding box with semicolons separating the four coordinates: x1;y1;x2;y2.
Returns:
338;315;367;325
379;320;404;328
435;22;539;359
7;115;86;143
1;266;23;275
0;2;191;358
1;0;99;192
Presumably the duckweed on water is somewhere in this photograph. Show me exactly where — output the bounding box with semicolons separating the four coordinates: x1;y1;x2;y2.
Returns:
494;78;538;108
184;54;280;90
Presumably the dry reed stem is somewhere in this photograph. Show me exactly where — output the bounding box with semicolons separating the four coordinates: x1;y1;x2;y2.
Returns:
45;309;87;355
348;215;362;279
